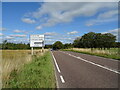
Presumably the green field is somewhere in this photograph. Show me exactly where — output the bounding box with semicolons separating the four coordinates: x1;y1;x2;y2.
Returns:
2;50;56;88
63;48;120;60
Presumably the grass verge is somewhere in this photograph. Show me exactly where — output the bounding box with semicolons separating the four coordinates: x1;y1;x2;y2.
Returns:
63;48;120;60
4;51;56;88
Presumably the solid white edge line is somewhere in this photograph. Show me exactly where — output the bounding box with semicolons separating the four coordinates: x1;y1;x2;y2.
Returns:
51;51;59;88
51;51;61;73
63;51;119;62
60;75;65;83
60;51;120;74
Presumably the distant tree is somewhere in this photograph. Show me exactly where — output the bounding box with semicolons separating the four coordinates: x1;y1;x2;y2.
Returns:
64;43;73;49
73;37;81;48
44;44;53;49
1;40;31;50
102;33;116;49
2;40;8;49
53;41;63;50
73;32;116;49
116;42;120;48
81;32;96;49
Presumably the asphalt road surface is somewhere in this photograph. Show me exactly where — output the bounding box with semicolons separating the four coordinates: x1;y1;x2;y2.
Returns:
51;51;120;88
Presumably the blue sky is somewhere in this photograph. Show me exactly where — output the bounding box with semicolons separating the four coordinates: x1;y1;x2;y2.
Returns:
1;2;118;44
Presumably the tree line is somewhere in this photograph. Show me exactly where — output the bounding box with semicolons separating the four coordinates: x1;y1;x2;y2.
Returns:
53;32;119;50
73;32;118;49
0;32;119;50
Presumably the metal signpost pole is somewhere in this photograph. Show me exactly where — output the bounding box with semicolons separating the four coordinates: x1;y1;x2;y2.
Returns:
31;47;33;55
42;41;44;52
42;46;44;52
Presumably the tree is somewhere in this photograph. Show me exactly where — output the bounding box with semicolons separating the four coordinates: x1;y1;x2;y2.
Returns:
44;44;52;49
52;41;63;50
72;32;116;49
81;32;96;49
64;43;73;49
73;37;81;48
2;40;7;49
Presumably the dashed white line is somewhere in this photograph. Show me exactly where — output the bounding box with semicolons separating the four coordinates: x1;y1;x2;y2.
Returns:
51;51;66;84
60;75;65;83
60;51;120;74
51;51;61;73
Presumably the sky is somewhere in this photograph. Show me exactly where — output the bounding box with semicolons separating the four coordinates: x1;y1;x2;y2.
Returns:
0;2;119;44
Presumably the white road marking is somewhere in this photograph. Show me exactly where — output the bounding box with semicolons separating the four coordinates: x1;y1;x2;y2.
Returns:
51;51;60;88
60;51;120;74
51;51;66;84
51;51;61;73
60;75;65;83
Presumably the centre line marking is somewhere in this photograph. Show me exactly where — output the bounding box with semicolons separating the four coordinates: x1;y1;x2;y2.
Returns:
60;75;65;83
51;51;61;73
60;51;120;74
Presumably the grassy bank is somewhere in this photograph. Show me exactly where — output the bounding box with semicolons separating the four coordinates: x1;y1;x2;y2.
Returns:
2;50;45;84
3;50;56;88
63;48;120;60
2;50;32;84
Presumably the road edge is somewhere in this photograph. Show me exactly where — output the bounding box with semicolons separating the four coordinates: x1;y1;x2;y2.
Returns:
51;51;59;88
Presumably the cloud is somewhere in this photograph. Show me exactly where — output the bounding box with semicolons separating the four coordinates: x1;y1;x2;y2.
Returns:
102;28;118;34
0;33;3;36
0;28;6;31
102;28;119;41
24;2;116;29
45;36;53;39
98;10;118;19
36;25;42;30
10;34;27;37
86;10;118;26
108;28;118;34
22;18;36;24
5;36;14;39
13;29;24;33
44;32;57;36
67;31;78;35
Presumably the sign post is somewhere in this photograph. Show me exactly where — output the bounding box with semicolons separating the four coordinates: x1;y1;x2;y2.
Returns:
31;47;33;55
30;35;45;55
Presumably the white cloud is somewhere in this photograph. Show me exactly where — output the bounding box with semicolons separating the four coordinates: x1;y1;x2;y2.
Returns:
22;18;36;24
13;29;24;33
36;25;42;30
108;28;118;33
10;34;27;37
0;33;3;36
0;28;6;31
102;28;119;41
67;31;78;35
24;2;116;29
45;36;53;39
86;10;118;26
44;32;57;36
98;10;118;19
5;36;14;39
102;28;118;35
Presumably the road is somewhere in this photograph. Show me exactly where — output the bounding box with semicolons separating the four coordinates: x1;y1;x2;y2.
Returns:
51;50;119;88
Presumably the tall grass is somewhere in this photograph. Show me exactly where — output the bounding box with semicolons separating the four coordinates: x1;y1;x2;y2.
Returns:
2;49;47;87
4;51;56;88
63;48;120;60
